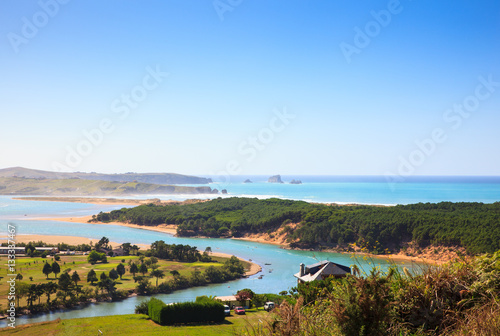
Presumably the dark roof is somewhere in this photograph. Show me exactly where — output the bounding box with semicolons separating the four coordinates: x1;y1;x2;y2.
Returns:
306;260;350;276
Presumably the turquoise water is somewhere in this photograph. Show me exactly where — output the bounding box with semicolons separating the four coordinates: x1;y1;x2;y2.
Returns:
1;176;498;325
0;196;405;326
132;175;500;205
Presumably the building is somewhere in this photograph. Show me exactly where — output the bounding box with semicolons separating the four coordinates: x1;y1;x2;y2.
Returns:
215;295;251;309
0;246;58;255
294;260;351;284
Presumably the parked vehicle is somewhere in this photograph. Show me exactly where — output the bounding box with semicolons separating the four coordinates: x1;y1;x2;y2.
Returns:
224;305;231;316
234;306;246;315
264;302;275;312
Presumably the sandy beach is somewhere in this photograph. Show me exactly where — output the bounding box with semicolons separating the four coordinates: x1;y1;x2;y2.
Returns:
22;197;449;266
1;234;150;251
13;196;208;207
3;230;262;277
43;215;446;266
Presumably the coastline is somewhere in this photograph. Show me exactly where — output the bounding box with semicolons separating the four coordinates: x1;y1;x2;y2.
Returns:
13;196;209;207
41;215;448;266
7;227;261;277
23;196;455;266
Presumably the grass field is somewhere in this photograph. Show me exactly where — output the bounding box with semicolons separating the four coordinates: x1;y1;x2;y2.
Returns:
0;309;270;335
0;254;243;309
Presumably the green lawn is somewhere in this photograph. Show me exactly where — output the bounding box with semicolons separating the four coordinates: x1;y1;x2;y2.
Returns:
0;309;270;336
0;254;247;309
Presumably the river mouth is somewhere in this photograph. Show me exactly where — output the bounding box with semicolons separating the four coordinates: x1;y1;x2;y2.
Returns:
0;196;424;326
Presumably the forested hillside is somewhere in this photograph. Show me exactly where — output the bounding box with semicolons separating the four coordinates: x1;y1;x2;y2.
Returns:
90;198;500;254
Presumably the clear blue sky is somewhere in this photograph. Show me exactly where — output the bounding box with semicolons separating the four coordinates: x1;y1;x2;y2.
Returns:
1;0;499;175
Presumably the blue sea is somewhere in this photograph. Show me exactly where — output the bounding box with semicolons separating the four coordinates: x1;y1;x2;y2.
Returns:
1;175;499;325
121;175;500;205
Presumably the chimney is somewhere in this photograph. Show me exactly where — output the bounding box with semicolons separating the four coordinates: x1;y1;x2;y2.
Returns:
299;263;305;277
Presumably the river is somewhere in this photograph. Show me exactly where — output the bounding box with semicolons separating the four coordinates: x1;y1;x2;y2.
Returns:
0;196;418;326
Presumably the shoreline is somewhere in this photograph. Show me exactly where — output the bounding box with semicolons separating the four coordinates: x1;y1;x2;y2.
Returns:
20;196;454;266
13;195;395;207
41;215;448;266
13;196;209;207
5;228;262;277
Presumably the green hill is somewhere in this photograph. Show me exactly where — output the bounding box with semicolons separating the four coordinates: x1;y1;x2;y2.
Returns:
0;177;214;196
0;167;212;184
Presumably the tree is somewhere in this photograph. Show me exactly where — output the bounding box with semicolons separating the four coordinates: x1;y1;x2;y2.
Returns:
170;270;180;277
116;263;126;280
131;245;140;255
27;284;41;307
139;263;148;276
98;278;116;296
42;262;52;279
25;243;35;256
109;268;119;281
205;246;212;254
44;282;58;304
236;288;255;302
51;261;60;278
204;266;225;283
96;236;110;250
122;242;132;255
71;271;81;287
16;282;30;307
35;283;45;305
100;272;108;281
87;250;107;264
16;273;23;281
136;278;152;295
130;263;139;277
87;269;98;285
150;269;165;287
58;272;72;293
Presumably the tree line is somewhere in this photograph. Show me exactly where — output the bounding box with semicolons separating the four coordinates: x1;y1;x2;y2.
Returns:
90;197;500;254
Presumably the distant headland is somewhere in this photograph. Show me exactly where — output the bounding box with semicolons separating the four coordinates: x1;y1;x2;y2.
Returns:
0;167;216;196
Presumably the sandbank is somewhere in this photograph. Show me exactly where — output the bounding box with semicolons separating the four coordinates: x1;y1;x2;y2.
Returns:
40;216;446;266
6;230;261;277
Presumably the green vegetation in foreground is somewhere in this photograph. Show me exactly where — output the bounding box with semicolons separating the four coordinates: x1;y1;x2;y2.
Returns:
5;252;500;336
92;197;500;254
0;240;247;315
244;251;500;335
0;310;269;336
0;176;213;196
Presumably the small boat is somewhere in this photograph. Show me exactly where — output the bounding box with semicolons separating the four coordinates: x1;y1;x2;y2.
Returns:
269;269;273;273
258;275;263;279
265;263;271;265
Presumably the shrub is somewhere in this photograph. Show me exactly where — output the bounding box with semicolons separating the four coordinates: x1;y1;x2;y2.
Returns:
148;297;225;325
159;301;225;325
135;299;151;315
329;269;394;336
148;297;166;324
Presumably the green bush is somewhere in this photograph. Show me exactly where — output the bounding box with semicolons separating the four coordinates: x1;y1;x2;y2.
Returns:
147;297;166;324
135;298;152;314
159;301;225;325
148;297;224;325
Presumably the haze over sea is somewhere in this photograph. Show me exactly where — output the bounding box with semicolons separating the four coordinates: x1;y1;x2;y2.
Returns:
136;175;500;205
